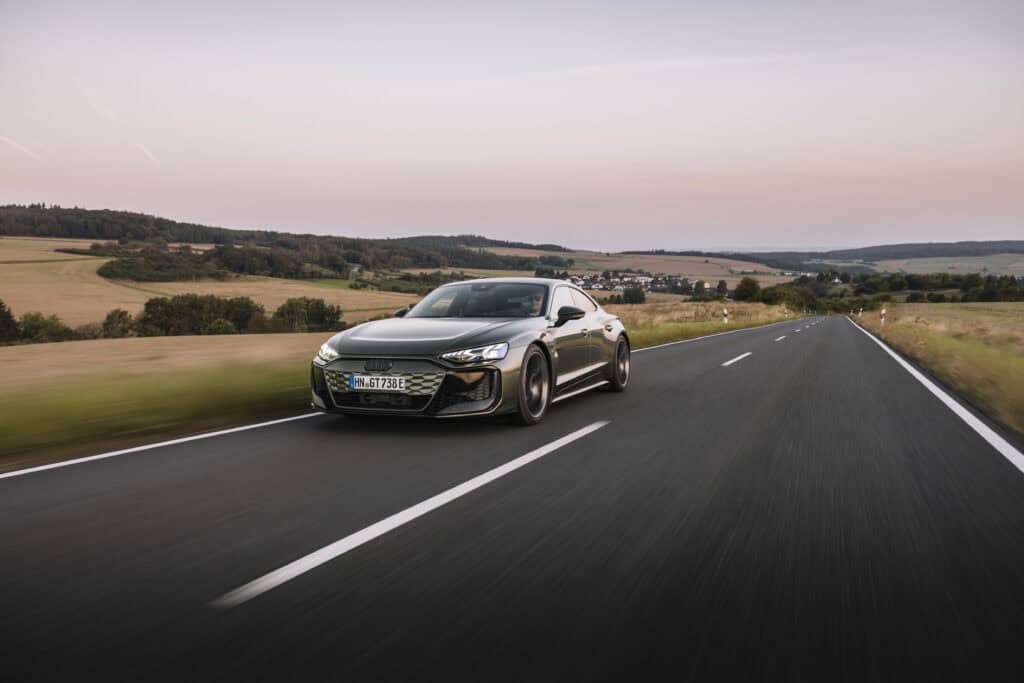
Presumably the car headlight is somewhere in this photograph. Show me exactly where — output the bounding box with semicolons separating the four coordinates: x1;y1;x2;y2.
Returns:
317;342;339;362
441;342;509;363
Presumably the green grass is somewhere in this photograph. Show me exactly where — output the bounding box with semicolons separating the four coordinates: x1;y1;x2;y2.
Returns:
0;362;310;472
628;318;786;348
862;303;1024;435
0;313;790;472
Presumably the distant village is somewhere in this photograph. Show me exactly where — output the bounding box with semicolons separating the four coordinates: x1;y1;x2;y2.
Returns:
539;269;813;294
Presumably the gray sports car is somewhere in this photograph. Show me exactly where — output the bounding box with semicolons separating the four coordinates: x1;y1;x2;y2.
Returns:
310;278;630;424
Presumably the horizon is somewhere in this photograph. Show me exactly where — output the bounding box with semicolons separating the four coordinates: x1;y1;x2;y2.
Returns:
2;1;1021;251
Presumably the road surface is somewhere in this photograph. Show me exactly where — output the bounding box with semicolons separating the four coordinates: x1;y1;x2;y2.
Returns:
2;317;1023;681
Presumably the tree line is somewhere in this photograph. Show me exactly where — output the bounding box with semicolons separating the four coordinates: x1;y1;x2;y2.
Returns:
0;205;562;275
0;295;344;345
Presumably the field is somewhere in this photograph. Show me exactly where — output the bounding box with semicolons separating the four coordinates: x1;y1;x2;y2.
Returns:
483;246;790;287
813;253;1024;276
874;254;1024;276
0;237;417;325
860;303;1024;435
0;236;111;262
0;300;790;471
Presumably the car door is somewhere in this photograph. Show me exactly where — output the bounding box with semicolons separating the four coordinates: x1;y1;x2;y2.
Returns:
569;287;610;371
549;285;590;386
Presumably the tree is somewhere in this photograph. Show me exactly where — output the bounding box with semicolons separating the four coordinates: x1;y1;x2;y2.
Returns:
0;299;19;342
622;287;646;304
101;309;135;338
733;277;761;301
716;280;728;294
19;312;76;343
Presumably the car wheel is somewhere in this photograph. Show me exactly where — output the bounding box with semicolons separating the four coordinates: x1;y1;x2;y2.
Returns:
605;335;630;392
515;345;551;425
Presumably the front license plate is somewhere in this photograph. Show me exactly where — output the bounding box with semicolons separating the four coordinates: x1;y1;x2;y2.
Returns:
349;375;407;392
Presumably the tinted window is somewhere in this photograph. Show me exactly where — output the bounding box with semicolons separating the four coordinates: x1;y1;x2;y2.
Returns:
407;282;549;318
551;287;575;316
570;288;598;312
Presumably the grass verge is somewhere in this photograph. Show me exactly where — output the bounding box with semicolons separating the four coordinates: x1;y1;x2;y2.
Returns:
860;303;1024;436
0;302;792;472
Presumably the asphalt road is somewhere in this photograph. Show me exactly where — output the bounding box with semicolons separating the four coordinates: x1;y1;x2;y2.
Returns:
3;316;1023;682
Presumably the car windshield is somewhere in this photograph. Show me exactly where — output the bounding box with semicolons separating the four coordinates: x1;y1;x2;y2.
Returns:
406;282;550;318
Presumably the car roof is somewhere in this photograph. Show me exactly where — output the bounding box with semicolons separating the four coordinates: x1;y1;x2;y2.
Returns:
439;277;568;288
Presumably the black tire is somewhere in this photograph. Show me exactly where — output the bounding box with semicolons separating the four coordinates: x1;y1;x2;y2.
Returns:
514;345;551;425
605;335;630;392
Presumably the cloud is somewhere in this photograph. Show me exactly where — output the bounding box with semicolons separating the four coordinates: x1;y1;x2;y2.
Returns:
134;142;161;167
0;136;42;161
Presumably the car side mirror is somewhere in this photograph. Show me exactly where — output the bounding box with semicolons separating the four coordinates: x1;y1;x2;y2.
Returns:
555;305;585;326
394;307;409;318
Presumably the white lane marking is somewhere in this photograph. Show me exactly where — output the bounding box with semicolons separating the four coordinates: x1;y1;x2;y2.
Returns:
847;318;1024;475
212;420;611;608
721;352;752;367
0;413;324;481
795;329;802;333
633;318;799;354
774;336;786;342
552;380;609;403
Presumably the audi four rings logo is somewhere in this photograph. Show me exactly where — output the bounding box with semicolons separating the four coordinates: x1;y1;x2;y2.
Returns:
364;359;393;371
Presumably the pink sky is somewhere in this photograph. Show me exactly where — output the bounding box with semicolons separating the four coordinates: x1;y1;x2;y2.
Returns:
2;1;1021;250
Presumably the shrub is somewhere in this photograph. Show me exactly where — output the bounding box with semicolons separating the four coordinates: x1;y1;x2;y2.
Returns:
205;318;238;335
906;292;926;303
622;287;646;304
733;277;761;301
101;309;135;338
19;312;76;343
272;297;343;332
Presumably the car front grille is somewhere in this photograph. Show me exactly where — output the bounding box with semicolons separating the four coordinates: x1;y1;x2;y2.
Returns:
323;369;445;396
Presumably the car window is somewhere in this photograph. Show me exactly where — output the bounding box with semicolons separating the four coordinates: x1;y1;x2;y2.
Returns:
406;282;549;318
570;288;598;312
551;287;575;317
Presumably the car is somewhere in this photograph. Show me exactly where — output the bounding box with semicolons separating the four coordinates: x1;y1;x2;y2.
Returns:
310;278;630;424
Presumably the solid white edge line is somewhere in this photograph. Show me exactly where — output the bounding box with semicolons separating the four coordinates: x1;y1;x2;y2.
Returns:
847;317;1024;475
552;380;609;403
0;413;325;481
632;317;802;354
212;420;611;608
721;351;752;367
774;336;786;342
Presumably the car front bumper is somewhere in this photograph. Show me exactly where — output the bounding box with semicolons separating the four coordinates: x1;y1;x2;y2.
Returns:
310;354;519;418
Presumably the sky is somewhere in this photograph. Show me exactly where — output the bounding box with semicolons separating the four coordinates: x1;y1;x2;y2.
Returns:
1;0;1021;251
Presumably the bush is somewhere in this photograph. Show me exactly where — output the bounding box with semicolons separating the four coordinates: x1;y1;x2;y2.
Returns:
0;299;19;342
101;309;135;338
19;312;76;343
906;292;926;303
272;297;343;332
622;287;646;304
733;277;761;301
926;292;947;303
136;294;266;336
205;318;238;335
74;323;104;340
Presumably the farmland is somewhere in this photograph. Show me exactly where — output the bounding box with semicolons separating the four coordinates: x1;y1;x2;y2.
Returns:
483;246;790;287
0;237;417;325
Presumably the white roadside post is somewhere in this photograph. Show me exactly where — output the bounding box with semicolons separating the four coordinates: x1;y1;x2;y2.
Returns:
858;308;863;318
880;306;886;327
723;307;729;325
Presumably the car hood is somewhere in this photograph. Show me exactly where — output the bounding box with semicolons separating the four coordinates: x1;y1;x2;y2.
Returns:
330;317;541;357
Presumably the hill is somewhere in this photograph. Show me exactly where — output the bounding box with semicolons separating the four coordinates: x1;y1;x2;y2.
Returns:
629;241;1024;275
0;205;569;274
